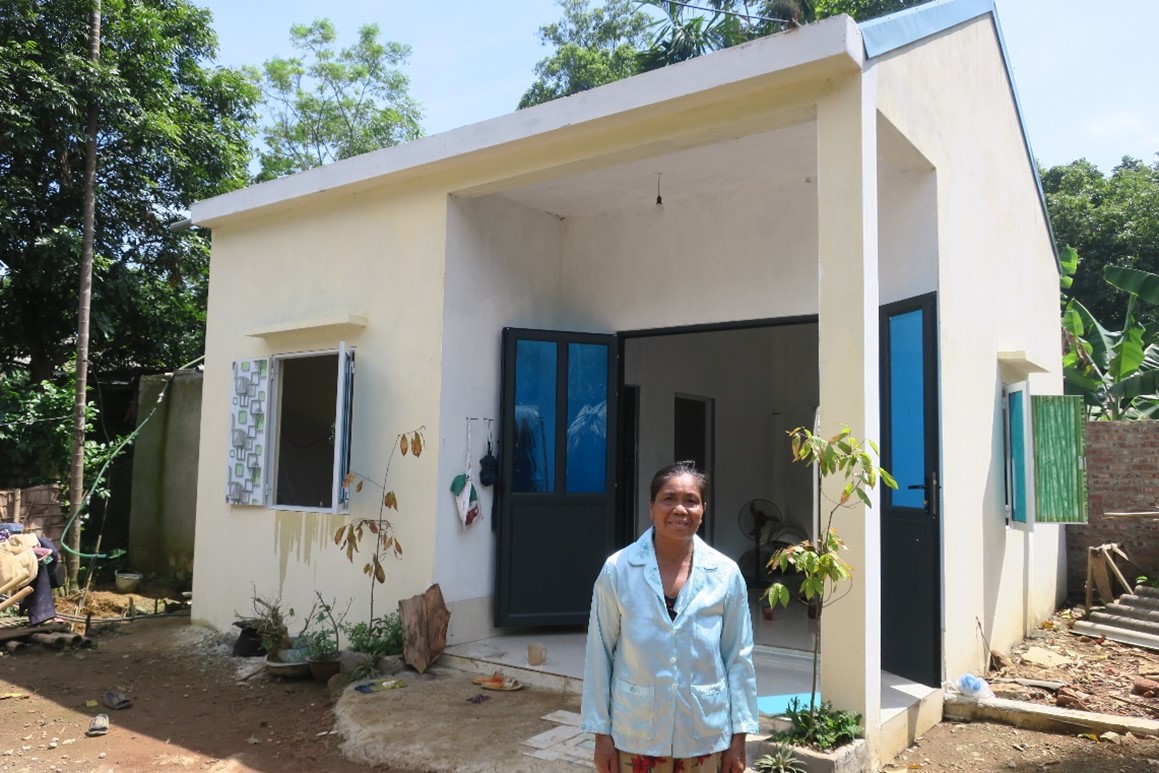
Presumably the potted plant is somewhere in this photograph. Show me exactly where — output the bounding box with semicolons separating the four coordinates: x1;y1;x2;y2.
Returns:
304;593;349;683
234;588;293;657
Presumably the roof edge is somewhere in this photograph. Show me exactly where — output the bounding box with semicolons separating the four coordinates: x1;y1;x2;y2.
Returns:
191;16;861;228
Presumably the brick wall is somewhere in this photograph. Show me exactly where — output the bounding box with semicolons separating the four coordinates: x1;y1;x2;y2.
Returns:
1066;421;1159;596
0;484;66;547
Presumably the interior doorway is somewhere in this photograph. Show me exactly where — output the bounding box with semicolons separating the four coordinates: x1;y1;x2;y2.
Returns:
621;318;819;652
673;394;714;540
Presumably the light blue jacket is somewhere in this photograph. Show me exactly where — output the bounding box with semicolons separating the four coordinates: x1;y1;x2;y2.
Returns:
581;528;759;757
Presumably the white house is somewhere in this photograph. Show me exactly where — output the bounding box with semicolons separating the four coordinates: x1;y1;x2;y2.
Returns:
189;0;1084;763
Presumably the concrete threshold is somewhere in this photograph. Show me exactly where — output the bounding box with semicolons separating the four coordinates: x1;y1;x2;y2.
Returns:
944;693;1159;737
439;652;585;694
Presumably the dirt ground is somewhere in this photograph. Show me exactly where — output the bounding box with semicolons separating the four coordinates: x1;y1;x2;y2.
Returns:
3;593;1159;772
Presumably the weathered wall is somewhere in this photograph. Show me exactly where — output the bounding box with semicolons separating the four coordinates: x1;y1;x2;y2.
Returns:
0;485;64;545
1067;421;1159;595
128;371;202;583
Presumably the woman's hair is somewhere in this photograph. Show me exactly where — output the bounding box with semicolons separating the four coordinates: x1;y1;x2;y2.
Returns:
648;461;710;502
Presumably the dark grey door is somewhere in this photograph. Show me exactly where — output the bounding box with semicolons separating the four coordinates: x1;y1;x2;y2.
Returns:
495;328;618;627
880;293;941;686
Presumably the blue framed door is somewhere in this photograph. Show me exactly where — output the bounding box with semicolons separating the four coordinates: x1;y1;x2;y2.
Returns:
880;293;941;686
495;328;619;627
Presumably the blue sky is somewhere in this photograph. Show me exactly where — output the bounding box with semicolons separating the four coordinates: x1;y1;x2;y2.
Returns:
200;0;1158;173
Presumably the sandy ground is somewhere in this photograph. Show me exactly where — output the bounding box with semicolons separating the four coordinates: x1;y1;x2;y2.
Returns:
3;599;1159;772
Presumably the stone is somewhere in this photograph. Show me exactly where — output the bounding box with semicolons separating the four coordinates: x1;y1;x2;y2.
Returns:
1021;646;1071;668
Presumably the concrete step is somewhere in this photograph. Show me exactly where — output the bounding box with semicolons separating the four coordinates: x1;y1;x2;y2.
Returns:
879;674;942;765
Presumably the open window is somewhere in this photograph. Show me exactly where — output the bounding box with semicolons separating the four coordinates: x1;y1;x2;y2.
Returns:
1003;382;1086;528
227;343;355;512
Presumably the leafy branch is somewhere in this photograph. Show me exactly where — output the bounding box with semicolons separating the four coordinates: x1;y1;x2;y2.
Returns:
766;424;896;713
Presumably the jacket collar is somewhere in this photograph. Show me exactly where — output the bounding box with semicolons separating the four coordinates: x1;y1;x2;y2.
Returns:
627;527;718;614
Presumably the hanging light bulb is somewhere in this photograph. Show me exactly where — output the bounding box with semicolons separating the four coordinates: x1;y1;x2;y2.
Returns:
655;172;663;206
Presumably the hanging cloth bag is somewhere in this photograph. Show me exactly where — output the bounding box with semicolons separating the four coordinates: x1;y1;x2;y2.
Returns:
450;418;481;528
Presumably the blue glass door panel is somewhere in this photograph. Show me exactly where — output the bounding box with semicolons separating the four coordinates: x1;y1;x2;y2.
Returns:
497;329;618;627
566;342;608;494
513;340;557;493
888;311;926;508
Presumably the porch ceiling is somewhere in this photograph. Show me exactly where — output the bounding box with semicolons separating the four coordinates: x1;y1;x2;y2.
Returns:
492;121;818;219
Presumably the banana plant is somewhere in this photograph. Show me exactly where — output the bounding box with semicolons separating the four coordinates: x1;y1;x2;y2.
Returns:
1062;262;1159;419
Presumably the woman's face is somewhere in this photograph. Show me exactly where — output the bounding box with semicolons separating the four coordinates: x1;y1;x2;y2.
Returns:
649;472;705;543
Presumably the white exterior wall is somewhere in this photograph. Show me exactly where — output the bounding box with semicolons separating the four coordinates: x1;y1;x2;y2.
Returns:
874;18;1065;681
436;195;564;642
192;187;448;634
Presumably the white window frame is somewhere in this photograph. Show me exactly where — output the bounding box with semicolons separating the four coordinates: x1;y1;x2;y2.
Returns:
228;342;354;513
1003;380;1034;531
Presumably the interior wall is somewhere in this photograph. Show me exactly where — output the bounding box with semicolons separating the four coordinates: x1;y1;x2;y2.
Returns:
437;194;564;642
557;178;819;331
624;325;818;564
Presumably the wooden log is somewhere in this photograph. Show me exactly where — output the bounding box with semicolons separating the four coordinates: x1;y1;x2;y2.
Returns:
5;641;27;654
29;632;68;650
399;583;449;675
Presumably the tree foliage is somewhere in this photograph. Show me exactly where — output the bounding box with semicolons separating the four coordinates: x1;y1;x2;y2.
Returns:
1043;156;1159;331
521;0;930;97
254;19;423;182
0;0;259;384
1061;253;1159;420
519;0;650;109
636;0;927;71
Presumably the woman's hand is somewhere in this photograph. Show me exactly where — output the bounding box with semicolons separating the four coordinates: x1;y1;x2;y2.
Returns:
593;733;617;773
721;733;747;773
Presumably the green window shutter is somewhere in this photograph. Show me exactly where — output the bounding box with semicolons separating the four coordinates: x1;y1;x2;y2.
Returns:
1031;395;1087;524
1004;382;1033;527
227;358;269;505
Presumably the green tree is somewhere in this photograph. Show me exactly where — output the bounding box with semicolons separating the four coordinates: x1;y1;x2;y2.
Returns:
519;0;650;109
254;19;423;182
1043;156;1159;330
636;0;926;71
0;0;259;385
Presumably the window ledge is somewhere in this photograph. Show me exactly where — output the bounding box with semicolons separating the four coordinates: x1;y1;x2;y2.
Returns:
998;350;1051;381
245;313;368;339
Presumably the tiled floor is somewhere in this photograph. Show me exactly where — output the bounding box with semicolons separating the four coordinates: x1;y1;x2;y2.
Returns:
521;710;594;768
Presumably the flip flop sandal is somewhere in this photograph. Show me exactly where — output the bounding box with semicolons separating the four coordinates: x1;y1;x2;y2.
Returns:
480;677;524;691
354;679;406;693
471;671;504;685
102;691;132;710
86;714;109;737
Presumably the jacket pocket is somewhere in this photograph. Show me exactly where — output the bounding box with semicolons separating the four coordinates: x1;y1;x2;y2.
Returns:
611;678;654;737
690;680;729;739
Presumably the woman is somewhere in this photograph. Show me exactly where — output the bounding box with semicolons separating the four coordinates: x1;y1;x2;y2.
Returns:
581;462;758;773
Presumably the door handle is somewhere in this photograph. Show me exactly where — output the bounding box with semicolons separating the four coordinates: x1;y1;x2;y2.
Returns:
906;472;938;519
